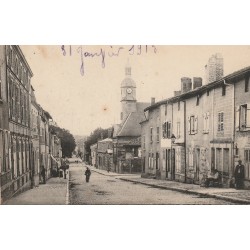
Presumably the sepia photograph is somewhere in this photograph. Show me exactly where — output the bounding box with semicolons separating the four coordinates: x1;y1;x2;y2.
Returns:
1;45;250;205
2;1;250;250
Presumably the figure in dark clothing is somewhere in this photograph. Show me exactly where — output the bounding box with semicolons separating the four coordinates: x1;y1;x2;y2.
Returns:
234;160;245;189
41;165;46;184
85;167;91;183
204;169;219;187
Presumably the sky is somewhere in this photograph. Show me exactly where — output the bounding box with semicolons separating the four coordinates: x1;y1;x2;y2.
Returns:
21;45;250;136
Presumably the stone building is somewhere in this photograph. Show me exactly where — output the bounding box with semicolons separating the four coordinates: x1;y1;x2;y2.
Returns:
30;86;40;186
234;69;250;187
0;45;63;203
90;143;97;167
0;45;33;202
113;64;149;173
142;65;250;187
96;138;113;171
0;46;10;204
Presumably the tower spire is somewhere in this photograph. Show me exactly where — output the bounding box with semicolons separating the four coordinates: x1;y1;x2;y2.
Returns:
125;59;131;76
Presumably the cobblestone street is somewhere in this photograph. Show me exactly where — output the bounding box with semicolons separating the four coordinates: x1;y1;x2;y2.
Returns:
69;164;235;205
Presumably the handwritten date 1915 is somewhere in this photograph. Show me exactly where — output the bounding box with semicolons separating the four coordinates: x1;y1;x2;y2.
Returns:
60;45;157;76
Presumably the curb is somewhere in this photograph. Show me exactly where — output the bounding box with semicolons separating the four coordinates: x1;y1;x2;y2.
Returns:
90;168;133;177
119;178;250;205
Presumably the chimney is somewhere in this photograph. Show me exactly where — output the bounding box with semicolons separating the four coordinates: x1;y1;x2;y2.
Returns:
174;90;182;97
181;77;192;93
151;97;155;105
193;77;202;89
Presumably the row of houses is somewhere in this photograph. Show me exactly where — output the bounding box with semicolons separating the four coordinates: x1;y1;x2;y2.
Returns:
0;45;62;204
89;64;148;173
89;57;250;188
141;66;250;187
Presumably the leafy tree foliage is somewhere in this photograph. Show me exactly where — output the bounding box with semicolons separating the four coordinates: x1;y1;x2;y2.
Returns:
84;127;111;155
50;125;76;157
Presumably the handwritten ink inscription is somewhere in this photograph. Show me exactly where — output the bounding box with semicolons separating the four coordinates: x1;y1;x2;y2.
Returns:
60;45;157;76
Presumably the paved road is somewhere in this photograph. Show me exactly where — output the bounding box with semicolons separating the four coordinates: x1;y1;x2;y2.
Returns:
69;164;234;205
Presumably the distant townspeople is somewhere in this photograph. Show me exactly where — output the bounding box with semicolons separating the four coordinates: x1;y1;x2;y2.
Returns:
234;160;245;190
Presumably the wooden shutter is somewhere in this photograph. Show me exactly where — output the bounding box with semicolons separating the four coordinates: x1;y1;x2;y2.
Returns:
203;113;206;133
206;112;210;133
247;104;250;129
236;106;240;131
194;116;198;134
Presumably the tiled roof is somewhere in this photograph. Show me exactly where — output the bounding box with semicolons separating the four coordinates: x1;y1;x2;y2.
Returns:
117;111;145;137
145;66;250;112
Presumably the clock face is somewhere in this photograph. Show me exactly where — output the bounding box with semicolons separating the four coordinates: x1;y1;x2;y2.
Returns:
127;88;132;94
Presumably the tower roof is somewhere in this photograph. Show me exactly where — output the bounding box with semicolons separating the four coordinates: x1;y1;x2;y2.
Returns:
121;77;136;87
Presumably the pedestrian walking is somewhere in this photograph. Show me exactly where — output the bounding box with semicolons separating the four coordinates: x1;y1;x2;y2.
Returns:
41;165;46;184
234;160;245;189
85;167;91;183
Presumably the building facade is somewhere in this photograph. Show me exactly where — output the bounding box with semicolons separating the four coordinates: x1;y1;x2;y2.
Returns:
0;46;10;204
113;64;149;173
96;138;113;171
1;45;63;203
30;86;40;186
0;45;33;201
142;66;250;188
90;143;97;167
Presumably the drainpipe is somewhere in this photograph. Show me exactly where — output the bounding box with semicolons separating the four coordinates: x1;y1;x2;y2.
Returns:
183;100;187;183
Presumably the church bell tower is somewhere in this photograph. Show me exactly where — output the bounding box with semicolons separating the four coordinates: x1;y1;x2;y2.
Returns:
120;62;137;122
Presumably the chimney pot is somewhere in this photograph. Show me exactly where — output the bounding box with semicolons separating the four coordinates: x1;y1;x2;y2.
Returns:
151;97;155;105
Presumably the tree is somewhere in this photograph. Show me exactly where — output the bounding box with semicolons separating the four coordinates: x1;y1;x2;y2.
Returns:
84;127;111;156
50;125;76;158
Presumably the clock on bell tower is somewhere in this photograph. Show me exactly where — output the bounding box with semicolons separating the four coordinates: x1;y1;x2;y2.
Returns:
120;63;137;122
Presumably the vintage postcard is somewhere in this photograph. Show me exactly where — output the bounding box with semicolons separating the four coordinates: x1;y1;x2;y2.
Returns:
1;45;250;205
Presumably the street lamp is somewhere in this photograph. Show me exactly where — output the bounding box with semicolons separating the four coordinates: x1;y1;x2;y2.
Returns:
171;134;176;144
170;134;176;180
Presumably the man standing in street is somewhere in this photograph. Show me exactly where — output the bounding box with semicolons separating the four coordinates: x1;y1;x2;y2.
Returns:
234;160;245;189
85;167;91;183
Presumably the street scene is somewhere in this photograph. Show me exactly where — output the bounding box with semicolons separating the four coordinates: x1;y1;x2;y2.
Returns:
1;45;250;205
4;159;250;205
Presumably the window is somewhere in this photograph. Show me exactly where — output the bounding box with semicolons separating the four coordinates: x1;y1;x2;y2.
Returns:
207;90;210;96
236;104;250;131
245;76;249;93
203;112;210;133
218;112;224;132
240;104;247;129
188;115;198;135
156;127;159;142
178;101;180;111
162;121;172;138
150;127;153;143
222;85;226;96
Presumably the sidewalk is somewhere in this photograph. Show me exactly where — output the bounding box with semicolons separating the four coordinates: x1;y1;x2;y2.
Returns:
4;177;68;205
89;166;250;204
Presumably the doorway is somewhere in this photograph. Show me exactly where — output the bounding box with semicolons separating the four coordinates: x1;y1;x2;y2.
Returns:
196;148;200;181
172;148;175;180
